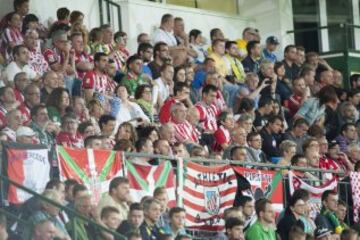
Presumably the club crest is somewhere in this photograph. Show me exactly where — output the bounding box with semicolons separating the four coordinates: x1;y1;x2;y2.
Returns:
204;187;220;215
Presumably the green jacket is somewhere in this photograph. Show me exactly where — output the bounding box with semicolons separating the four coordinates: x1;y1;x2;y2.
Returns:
320;207;344;234
245;220;276;240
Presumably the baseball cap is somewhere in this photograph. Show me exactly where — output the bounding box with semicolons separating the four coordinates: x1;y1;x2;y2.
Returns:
328;140;339;149
266;36;280;45
315;226;332;239
16;126;37;138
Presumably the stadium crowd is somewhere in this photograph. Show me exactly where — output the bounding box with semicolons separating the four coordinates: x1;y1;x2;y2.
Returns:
1;0;360;239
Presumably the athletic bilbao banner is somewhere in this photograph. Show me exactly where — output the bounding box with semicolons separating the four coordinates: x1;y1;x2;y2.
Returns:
126;160;176;207
233;166;284;212
1;142;50;204
183;162;237;231
288;171;337;218
57;146;123;203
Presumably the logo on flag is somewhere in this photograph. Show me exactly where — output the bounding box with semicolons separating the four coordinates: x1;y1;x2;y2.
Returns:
204;187;220;215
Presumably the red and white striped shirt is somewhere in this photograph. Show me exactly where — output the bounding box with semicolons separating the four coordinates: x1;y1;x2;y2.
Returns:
172;119;200;143
29;48;49;76
195;101;220;132
75;51;93;80
18;103;31;126
82;70;110;94
1;27;23;62
213;125;231;151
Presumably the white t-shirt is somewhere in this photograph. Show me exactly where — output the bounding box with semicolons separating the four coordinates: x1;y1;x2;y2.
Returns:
155;77;170;103
152;28;177;47
115;100;150;128
4;61;37;82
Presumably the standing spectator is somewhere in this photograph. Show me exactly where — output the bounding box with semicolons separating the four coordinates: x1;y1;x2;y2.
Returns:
245;198;276;240
282;45;300;81
117;203;144;236
262;36;280;63
24;29;49;76
148;42;170;79
241;41;261;74
97;177;130;222
4;45;39;84
1;12;23;63
139;198;164;240
153;14;177;47
259;115;283;160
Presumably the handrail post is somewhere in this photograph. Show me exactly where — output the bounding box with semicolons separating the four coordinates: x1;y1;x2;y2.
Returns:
176;157;184;207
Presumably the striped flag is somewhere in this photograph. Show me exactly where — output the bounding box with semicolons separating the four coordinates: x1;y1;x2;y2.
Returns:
126;160;176;207
57;146;123;203
183;162;237;231
2;142;50;204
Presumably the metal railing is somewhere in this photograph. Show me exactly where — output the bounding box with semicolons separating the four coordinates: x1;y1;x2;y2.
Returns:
99;0;122;31
0;174;126;240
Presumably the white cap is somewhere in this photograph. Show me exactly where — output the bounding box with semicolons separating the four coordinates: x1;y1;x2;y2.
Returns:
16;126;36;138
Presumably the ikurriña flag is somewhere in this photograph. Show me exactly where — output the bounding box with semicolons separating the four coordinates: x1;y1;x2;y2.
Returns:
126;160;176;207
57;146;123;203
183;161;237;231
1;142;50;204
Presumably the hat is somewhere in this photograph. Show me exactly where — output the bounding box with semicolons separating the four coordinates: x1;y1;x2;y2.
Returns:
266;36;280;45
315;226;332;239
16;126;36;138
328;140;339;149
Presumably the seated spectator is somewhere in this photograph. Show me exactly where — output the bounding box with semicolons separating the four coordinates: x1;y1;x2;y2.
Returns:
1;12;23;63
223;127;248;160
189;29;206;63
224;40;246;84
97;177;130;222
154;186;170;228
0;86;19;127
40;71;59;103
173;17;197;59
89;27;106;54
235;27;258;59
100;24;114;54
191;57;215;91
325;140;353;173
32;220;57;240
335;200;349;230
225;217;245;240
241;40;261;74
135;84;156;123
148;42;170;80
314;225;333;240
56;113;83;148
278;140;297;168
121;54;145;97
99;206;123;240
208;39;227;78
158;123;176;145
274;61;292;104
99;114;116;139
253;96;274;131
288;226;306;240
71;32;93;80
87;99;103;134
163;207;186;237
154;63;174;105
16;126;38;144
139;198;165;240
236;196;255;231
46;87;70;124
137;42;153;79
335;123;358;153
117;203;144;237
347;143;360;166
338;101;358;126
284;77;309;117
19;83;41;124
230;145;248;163
111;31;130;72
277;191;305;240
72;96;89;122
24;29;49;76
262;36;280;63
84;135;103;149
282;118;309;154
282;45;300;81
245;198;276;240
246;132;267;163
82;52;114;102
116;121;138;145
259;114;283;161
203;71;227;111
213;111;234;152
340;229;359;240
236;113;254;134
127;232;142;240
13;71;28;103
66;194;96;239
113;84;149;127
171;102;199;145
154;139;171;157
1;109;22;141
4;45;39;84
27;190;70;240
137;32;151;45
317;190;344;235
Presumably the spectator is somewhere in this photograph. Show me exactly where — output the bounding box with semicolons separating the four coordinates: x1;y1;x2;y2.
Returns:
117;202;144;236
189;29;206;63
278;140;297;167
236;27;259;59
163;207;187;237
317;190;344;235
122;54;145;96
153;14;177;47
223;127;248;160
84;135;103;149
213;111;234;152
241;40;261;74
135;84;156;123
4;44;39;84
116;121;138;145
111;31;130;72
1;12;24;63
282;45;300;81
40;71;59;103
56;113;83;148
148;42;170;79
245;198;276;240
137;32;151;45
300;66;316;96
137;43;153;79
314;225;333;240
285;77;309;117
274;61;293;103
259;114;283;160
155;63;174;105
99;206;123;239
335;123;358;153
296;46;306;67
225;217;245;240
262;36;280;63
97;177;130;221
340;229;359;240
16;125;38;144
208;39;227;77
158;123;176;145
288;225;306;240
253;96;273;130
154;186;170;228
1;109;22;141
282;118;309;154
338;101;358;126
100;24;114;54
24;29;49;76
230;145;248;162
46;87;70;124
139;198;164;240
335;200;349;230
127;232;142;240
13;71;28;103
20;83;41;124
236;196;256;231
173;17;197;59
32;220;57;240
71;32;93;80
